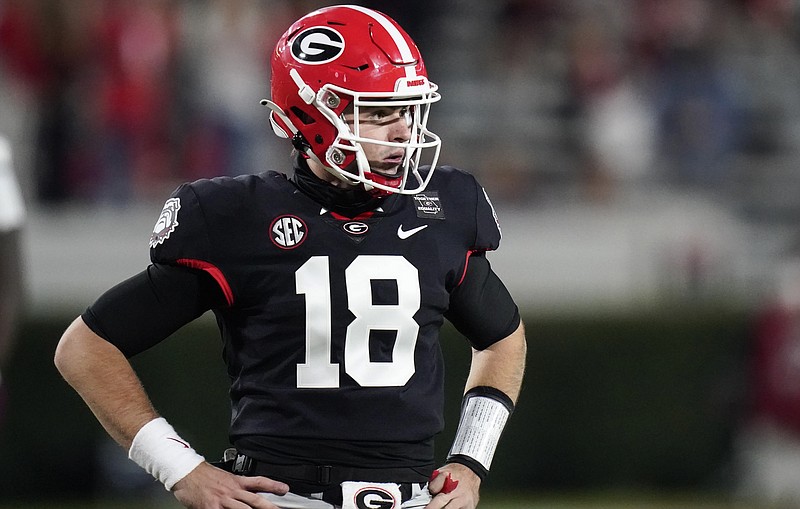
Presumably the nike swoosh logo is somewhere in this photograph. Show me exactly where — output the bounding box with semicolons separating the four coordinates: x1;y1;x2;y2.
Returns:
397;224;428;239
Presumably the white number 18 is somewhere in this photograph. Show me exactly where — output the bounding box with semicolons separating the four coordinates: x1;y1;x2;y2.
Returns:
295;255;421;388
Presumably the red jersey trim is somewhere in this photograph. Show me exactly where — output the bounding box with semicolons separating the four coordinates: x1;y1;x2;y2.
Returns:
330;210;375;221
176;258;234;307
457;250;480;287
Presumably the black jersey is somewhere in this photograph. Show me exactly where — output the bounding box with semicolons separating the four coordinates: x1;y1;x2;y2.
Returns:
149;164;502;464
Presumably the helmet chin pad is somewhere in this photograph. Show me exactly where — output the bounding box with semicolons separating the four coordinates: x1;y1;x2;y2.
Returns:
365;171;402;197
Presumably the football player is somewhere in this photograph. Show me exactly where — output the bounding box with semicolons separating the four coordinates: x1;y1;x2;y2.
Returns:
54;6;526;509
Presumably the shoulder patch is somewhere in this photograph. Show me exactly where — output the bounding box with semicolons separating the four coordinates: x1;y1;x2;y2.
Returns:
149;197;181;248
413;191;445;220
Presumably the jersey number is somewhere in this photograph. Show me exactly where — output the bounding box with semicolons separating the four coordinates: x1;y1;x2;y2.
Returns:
295;255;420;388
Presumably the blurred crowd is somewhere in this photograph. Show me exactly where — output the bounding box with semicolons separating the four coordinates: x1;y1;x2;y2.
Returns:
1;0;800;210
421;0;800;212
0;0;298;204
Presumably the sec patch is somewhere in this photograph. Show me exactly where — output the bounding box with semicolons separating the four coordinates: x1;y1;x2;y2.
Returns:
271;215;307;249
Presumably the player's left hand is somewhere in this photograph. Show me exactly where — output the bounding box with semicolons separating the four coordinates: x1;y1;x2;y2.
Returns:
425;463;480;509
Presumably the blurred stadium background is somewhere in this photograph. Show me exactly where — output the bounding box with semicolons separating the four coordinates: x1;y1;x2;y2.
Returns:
3;0;800;507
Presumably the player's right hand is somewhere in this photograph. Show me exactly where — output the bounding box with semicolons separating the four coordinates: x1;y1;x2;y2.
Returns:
425;464;481;509
171;462;289;509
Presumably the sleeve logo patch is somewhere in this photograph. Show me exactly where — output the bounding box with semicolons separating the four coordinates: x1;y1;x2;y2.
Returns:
149;197;181;248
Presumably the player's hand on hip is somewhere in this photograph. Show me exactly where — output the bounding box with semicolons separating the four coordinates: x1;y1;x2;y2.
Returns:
171;461;289;509
425;463;480;509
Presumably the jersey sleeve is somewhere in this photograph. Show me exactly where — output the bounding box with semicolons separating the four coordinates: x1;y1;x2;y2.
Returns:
441;169;517;346
82;263;227;357
445;254;520;350
471;179;502;252
149;183;213;265
148;181;236;306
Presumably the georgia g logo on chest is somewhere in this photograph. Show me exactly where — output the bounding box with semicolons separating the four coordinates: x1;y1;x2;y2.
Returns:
270;215;307;249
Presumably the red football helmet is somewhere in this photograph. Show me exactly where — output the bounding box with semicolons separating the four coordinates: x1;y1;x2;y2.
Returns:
263;5;441;195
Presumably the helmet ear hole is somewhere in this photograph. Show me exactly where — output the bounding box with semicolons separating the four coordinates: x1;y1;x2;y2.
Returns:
290;107;316;125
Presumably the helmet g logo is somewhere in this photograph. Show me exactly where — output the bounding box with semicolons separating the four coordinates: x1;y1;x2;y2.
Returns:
291;27;345;64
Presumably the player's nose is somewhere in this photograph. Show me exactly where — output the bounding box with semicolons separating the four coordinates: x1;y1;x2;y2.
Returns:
390;115;412;143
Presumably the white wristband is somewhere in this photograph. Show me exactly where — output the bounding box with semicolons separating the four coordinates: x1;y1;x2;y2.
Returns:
128;417;205;490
